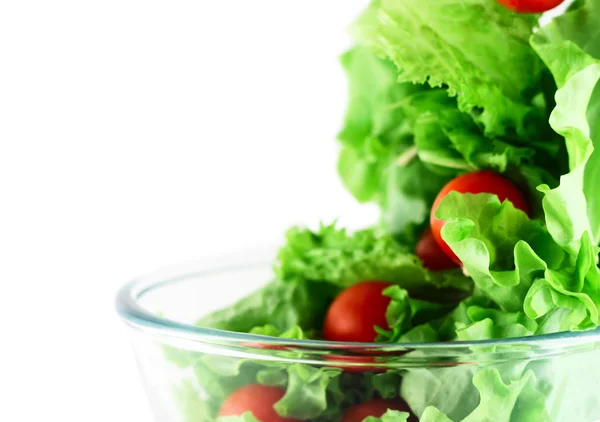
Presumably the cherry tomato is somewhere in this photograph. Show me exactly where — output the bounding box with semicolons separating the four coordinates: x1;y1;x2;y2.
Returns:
219;385;298;422
242;342;287;351
341;399;416;422
324;354;379;373
495;0;564;13
323;281;393;343
430;171;529;264
415;227;459;271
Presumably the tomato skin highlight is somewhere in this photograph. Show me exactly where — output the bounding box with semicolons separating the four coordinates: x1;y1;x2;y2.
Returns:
495;0;564;13
323;281;393;343
416;227;459;271
430;171;529;264
218;385;298;422
341;399;416;422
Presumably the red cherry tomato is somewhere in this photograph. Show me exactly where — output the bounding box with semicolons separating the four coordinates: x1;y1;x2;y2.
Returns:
341;399;416;422
495;0;564;13
242;342;286;351
430;171;529;264
323;281;393;343
416;227;459;271
324;354;379;373
219;385;298;422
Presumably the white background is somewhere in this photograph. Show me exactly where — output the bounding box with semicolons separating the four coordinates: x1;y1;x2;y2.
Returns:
0;1;374;421
0;1;571;421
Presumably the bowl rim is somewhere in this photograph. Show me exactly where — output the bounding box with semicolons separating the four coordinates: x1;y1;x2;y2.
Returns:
115;250;600;354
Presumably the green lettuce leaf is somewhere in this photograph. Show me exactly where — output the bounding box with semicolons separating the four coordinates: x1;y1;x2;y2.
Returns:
523;231;600;334
536;0;600;60
337;46;562;241
337;46;420;204
406;368;550;422
436;193;565;312
380;155;454;244
364;409;411;422
437;192;600;333
249;324;306;339
275;223;471;294
455;306;537;341
462;369;550;422
352;0;545;139
366;371;403;399
533;4;600;244
376;285;452;342
531;42;599;254
401;366;479;421
274;364;342;420
338;46;419;155
420;407;455;422
337;46;455;240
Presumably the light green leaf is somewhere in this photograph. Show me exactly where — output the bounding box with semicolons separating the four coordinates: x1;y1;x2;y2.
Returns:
274;364;342;420
353;0;545;138
363;409;411;422
533;10;600;245
436;193;562;312
463;369;550;422
276;223;471;294
420;407;455;422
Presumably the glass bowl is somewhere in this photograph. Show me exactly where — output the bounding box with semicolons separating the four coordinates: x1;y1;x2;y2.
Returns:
116;251;600;422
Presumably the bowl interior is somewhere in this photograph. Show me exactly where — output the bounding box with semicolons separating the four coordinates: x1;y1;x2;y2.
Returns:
135;256;273;325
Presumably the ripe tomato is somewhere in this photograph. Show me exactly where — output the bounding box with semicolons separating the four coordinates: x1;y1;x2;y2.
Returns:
415;227;459;271
495;0;564;13
341;399;416;422
324;354;379;373
218;385;298;422
430;171;528;264
323;281;392;343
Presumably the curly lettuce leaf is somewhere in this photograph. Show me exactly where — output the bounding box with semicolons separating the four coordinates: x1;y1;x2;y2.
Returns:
532;13;600;245
376;285;452;342
408;368;550;422
274;364;343;420
436;193;565;312
434;41;600;334
455;306;537;341
338;46;419;154
523;231;600;334
337;46;455;239
537;0;600;60
531;44;599;254
338;46;561;241
276;223;471;295
462;369;550;422
352;0;545;139
401;366;479;421
437;192;600;333
420;407;455;422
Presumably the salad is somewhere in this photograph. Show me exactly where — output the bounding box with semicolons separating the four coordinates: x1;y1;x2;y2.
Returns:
166;0;600;421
